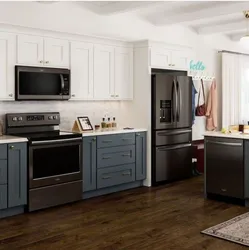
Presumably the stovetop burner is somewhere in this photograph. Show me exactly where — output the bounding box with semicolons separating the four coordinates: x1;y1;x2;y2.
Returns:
5;112;81;142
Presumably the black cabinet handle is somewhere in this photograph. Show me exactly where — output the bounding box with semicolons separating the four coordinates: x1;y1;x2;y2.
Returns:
102;156;111;160
122;154;131;157
122;138;132;141
122;172;131;176
102;176;111;179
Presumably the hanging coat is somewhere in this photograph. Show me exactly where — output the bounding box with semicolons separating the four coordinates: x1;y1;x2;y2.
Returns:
205;79;217;131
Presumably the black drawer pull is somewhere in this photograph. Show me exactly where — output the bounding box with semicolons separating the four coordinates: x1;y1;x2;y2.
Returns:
122;138;133;141
102;156;112;160
102;140;112;143
122;172;131;176
122;154;131;157
102;176;111;179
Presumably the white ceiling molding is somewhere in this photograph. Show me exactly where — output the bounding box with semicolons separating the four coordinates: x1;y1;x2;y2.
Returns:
147;2;249;26
78;1;156;15
197;20;245;35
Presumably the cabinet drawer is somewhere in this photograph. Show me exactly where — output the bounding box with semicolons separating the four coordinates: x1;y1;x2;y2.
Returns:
97;133;135;148
97;145;135;169
0;145;7;159
97;164;135;189
0;160;7;184
0;185;7;210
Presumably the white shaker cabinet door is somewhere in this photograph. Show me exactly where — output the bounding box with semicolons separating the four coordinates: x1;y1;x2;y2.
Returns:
171;50;190;70
17;34;43;66
44;37;69;68
150;48;172;69
93;44;115;100
114;47;133;100
70;41;94;100
0;32;16;100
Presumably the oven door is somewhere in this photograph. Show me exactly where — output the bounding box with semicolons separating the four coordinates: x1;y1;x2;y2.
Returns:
29;137;82;189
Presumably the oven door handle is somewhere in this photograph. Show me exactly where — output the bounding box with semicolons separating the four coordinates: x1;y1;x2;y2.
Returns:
31;137;82;145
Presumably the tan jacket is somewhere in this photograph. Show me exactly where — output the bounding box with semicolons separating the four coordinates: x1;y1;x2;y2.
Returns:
205;80;217;131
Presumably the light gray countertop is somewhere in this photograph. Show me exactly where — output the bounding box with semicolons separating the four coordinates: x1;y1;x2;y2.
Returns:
82;128;147;137
0;135;28;144
203;131;249;140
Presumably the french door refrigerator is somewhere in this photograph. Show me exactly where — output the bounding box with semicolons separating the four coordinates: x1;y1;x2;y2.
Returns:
152;73;192;186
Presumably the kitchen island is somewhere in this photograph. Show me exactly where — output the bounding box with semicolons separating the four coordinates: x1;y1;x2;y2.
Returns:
204;131;249;206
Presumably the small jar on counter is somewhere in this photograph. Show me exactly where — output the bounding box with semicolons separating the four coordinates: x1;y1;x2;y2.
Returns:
101;118;107;131
112;117;117;130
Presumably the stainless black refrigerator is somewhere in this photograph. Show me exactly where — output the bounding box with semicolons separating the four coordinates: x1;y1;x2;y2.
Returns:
152;72;192;186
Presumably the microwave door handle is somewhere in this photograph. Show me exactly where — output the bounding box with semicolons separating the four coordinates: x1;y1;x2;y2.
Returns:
60;74;65;94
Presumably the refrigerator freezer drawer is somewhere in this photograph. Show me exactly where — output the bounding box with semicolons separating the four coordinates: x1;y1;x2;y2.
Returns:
153;143;192;183
154;129;192;146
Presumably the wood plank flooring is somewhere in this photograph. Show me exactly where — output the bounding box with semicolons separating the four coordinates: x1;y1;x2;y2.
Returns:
0;176;248;250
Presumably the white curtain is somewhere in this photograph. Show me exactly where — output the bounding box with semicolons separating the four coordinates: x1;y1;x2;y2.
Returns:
222;53;249;128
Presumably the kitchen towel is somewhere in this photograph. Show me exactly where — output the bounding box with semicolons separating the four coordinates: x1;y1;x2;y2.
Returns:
205;79;217;131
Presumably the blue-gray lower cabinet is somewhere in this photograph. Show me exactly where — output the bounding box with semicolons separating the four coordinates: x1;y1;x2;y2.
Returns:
83;131;147;199
8;143;27;208
135;132;147;180
83;136;97;192
97;145;135;169
97;164;135;189
0;185;7;210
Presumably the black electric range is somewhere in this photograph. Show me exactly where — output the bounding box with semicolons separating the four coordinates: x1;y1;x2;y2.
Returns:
5;112;83;212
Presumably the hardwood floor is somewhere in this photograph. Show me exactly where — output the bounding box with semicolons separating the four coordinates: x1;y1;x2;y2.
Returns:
0;176;248;250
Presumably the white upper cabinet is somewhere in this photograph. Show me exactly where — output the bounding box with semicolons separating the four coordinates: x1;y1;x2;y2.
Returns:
150;48;171;69
17;34;69;68
150;46;190;70
0;32;16;100
17;34;43;66
44;38;69;68
171;50;190;70
70;41;94;100
114;47;133;100
93;44;115;100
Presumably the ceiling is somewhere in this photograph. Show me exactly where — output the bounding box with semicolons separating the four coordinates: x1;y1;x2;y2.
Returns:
77;1;249;41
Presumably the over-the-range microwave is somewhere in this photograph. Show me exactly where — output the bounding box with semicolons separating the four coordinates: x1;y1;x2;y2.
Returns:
15;66;71;101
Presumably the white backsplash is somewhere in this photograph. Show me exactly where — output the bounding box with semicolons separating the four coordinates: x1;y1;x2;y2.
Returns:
0;101;130;132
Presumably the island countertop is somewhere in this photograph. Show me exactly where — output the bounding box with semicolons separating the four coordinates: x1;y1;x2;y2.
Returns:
203;131;249;140
0;135;28;144
82;128;147;137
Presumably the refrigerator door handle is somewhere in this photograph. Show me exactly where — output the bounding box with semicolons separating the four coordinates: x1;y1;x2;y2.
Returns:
171;80;175;122
157;143;192;151
176;81;181;122
173;80;178;123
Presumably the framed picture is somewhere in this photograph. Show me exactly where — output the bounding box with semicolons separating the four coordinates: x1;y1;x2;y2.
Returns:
77;116;93;131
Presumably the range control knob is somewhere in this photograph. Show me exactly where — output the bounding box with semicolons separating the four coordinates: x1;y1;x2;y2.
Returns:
53;115;57;120
18;117;23;121
48;116;53;120
12;117;17;121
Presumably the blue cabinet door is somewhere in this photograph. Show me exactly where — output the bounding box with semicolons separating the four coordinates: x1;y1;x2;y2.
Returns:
83;137;97;192
8;143;27;208
0;185;7;210
135;132;147;180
